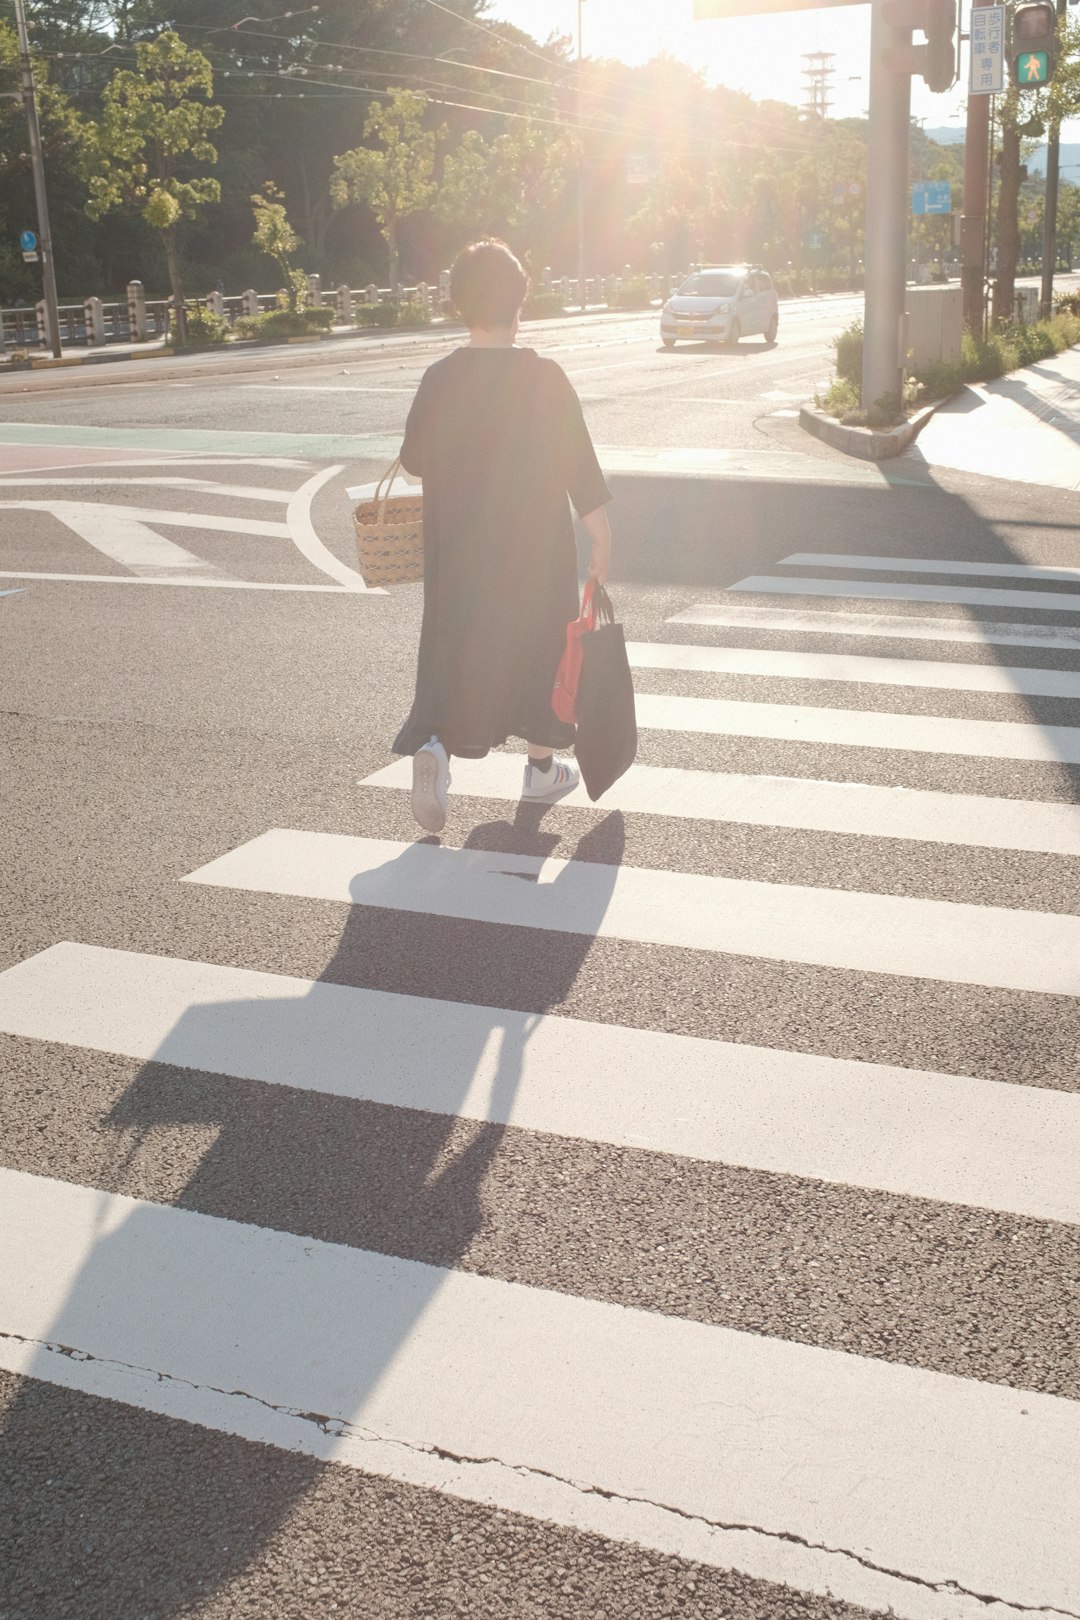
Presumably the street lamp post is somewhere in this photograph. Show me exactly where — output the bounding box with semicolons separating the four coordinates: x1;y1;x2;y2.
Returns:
12;0;62;359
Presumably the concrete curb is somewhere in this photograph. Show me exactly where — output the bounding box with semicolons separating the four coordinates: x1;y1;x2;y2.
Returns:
799;398;947;461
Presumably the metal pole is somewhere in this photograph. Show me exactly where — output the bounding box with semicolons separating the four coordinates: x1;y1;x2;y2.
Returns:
13;0;62;358
577;0;586;312
1039;0;1067;318
961;0;993;335
862;0;911;407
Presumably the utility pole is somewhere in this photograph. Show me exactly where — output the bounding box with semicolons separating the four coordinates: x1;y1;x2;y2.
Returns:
577;0;587;312
962;0;995;335
13;0;62;359
1040;0;1068;318
862;0;913;407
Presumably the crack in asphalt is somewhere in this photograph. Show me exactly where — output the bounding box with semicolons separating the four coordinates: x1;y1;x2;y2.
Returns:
3;1329;1077;1620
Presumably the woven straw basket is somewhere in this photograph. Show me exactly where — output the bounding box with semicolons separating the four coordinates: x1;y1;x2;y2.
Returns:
353;458;424;587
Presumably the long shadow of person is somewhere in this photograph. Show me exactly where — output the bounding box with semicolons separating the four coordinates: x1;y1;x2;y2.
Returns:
1;805;626;1618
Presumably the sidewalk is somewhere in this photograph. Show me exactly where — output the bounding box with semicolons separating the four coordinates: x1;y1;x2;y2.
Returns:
905;345;1080;491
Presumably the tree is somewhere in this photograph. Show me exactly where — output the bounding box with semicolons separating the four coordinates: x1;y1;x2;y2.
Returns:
0;18;90;302
251;182;303;312
83;29;223;344
330;88;443;291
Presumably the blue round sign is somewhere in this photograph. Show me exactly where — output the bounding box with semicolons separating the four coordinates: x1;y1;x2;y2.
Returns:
19;230;37;252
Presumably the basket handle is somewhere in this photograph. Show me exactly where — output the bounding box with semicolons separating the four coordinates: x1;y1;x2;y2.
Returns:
374;457;404;525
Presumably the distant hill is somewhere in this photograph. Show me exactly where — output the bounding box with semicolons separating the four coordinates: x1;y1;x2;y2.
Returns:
923;125;1080;177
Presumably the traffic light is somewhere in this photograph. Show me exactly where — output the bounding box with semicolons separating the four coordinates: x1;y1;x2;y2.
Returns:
882;0;958;94
1011;0;1057;86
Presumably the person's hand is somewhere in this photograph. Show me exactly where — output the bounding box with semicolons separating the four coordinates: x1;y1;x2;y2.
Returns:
582;506;612;586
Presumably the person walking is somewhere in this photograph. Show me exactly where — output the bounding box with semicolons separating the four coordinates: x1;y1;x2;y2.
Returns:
394;239;613;834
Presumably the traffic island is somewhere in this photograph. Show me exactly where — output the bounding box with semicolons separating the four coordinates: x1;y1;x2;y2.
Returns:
799;399;944;461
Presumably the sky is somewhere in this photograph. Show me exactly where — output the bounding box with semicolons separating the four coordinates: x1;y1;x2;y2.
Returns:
484;0;1076;138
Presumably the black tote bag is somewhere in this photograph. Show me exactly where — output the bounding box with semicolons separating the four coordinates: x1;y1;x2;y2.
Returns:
574;584;638;802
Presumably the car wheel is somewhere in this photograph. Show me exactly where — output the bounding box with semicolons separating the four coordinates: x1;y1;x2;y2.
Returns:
728;320;741;347
765;314;779;344
662;336;675;348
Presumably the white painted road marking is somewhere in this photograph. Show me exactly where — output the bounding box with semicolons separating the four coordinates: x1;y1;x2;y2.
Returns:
0;571;353;593
626;641;1080;698
361;754;1080;855
667;601;1080;650
2;1168;1077;1620
730;575;1080;614
3;942;1077;1224
782;551;1080;584
3;502;217;576
184;831;1080;995
634;691;1080;763
284;464;377;593
0;476;297;503
0;499;290;537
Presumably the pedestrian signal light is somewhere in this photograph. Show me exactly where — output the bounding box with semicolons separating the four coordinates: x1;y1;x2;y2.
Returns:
1011;1;1057;85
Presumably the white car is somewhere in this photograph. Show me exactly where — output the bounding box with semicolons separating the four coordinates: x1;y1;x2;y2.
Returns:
660;266;779;348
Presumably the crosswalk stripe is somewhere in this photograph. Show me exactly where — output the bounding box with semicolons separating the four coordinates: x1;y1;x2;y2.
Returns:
2;943;1075;1224
729;575;1080;614
782;551;1080;584
360;754;1080;855
634;692;1080;763
184;831;1080;995
667;602;1080;651
3;1168;1076;1620
627;641;1080;698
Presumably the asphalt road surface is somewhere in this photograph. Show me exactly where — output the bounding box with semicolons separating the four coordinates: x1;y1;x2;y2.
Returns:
1;307;1079;1620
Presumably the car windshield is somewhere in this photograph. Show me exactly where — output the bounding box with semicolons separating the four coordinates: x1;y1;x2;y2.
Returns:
678;272;741;298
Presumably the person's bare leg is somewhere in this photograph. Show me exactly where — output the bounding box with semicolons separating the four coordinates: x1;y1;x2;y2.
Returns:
526;742;552;759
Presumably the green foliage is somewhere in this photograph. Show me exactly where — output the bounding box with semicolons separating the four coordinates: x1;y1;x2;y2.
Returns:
395;297;432;328
521;292;568;320
355;298;431;328
815;376;860;416
355;301;400;328
82;30;223;341
168;302;229;347
331;90;444;290
252;183;303;312
234;306;333;340
915;358;963;400
832;318;863;387
609;276;654;310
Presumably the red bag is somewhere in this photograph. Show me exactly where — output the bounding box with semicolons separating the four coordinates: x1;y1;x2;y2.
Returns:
551;580;599;724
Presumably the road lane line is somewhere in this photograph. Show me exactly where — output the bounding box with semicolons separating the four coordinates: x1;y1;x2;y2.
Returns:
634;692;1080;763
729;575;1080;613
666;602;1080;650
2;1168;1076;1620
284;464;378;593
0;571;353;593
360;754;1080;855
184;831;1080;995
781;552;1080;583
0;499;290;537
3;942;1077;1224
626;641;1080;698
0;477;296;503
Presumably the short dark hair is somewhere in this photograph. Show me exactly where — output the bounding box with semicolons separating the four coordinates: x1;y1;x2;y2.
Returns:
450;239;528;328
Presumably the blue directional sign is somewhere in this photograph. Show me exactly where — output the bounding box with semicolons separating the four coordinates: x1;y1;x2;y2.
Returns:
911;181;952;216
19;230;37;252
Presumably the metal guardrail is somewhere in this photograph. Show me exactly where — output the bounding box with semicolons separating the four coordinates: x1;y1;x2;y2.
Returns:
1;272;688;353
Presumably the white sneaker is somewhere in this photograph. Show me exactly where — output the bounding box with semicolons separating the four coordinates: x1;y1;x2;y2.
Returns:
411;736;451;832
521;757;580;801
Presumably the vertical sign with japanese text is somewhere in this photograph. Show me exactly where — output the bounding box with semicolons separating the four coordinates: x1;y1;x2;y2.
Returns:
970;4;1005;95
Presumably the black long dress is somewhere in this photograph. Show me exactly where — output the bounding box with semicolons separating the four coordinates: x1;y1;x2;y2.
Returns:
392;345;612;760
